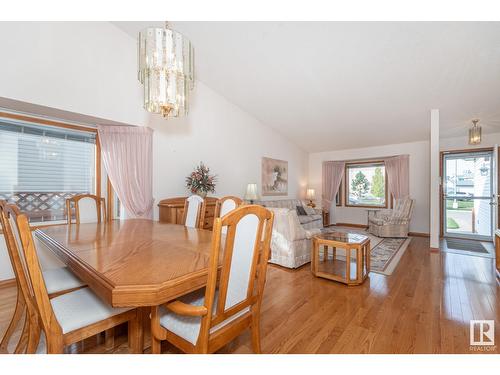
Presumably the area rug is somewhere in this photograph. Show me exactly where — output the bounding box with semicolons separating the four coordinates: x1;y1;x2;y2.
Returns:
321;226;411;275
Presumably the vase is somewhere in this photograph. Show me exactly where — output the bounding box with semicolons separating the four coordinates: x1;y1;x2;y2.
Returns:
195;190;207;198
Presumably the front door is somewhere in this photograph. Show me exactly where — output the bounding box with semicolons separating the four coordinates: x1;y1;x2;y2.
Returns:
442;150;494;241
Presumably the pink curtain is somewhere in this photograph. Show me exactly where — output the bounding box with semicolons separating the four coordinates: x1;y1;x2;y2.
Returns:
97;125;154;219
322;161;345;211
384;155;410;199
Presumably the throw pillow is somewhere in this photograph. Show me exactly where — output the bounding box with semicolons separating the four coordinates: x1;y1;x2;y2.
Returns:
303;206;316;216
296;205;307;216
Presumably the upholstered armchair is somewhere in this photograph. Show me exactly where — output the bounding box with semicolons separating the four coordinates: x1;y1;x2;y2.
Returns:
368;197;414;238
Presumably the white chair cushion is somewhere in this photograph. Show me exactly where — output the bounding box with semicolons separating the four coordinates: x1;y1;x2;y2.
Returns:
51;287;130;334
159;288;250;345
43;267;86;295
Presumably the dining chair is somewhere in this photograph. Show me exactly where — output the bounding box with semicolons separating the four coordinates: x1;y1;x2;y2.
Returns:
1;202;142;354
66;194;106;224
214;196;243;219
0;200;86;354
150;205;274;354
182;195;205;228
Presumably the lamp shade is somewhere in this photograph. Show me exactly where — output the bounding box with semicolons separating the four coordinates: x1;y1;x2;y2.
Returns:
306;188;315;200
245;183;258;201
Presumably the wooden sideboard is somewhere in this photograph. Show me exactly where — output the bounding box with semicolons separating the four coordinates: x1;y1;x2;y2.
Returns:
158;196;217;230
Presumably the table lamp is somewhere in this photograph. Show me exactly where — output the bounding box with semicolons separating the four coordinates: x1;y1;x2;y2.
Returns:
306;188;316;208
245;183;258;204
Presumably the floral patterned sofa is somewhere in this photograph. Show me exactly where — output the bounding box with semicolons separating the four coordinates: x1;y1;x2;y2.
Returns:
254;199;323;268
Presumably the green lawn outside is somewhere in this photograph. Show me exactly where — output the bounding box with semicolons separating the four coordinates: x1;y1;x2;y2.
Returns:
447;217;460;229
446;200;473;211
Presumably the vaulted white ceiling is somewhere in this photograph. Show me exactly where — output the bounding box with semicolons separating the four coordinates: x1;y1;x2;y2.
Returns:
113;22;500;152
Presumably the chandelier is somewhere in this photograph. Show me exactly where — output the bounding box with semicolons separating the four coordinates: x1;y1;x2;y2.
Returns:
468;119;481;145
138;22;194;118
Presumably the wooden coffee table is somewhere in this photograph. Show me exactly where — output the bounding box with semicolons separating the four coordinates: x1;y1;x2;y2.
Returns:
312;231;370;285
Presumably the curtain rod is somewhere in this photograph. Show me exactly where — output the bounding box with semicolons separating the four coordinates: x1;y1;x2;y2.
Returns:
324;154;409;163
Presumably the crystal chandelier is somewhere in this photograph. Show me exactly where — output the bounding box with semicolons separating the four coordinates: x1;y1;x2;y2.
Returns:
138;22;194;118
468;119;481;145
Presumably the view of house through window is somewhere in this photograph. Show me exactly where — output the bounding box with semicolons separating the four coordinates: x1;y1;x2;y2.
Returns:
346;162;386;207
0;117;97;223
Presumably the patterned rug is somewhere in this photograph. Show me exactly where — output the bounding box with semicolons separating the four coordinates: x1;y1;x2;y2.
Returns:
321;226;411;275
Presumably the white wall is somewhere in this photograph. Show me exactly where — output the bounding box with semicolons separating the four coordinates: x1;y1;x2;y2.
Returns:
308;140;430;234
0;22;147;127
150;81;309;218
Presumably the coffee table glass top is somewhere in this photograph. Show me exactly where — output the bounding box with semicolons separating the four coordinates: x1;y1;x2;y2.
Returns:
315;231;368;244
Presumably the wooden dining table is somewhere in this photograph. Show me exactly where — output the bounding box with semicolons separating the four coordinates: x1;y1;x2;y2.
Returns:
34;219;216;351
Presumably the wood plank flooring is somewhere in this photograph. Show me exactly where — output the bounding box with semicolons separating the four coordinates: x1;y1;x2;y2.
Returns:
0;237;498;354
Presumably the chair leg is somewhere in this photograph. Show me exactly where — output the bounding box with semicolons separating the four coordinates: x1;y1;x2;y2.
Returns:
104;328;115;350
0;290;25;353
14;316;29;353
151;335;162;354
251;313;262;354
26;323;42;354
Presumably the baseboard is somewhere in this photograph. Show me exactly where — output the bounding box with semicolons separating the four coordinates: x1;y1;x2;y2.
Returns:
408;231;430;238
0;278;15;289
334;222;368;229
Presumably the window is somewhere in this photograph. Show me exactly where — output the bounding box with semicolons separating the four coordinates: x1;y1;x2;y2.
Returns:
345;162;387;207
0;115;99;223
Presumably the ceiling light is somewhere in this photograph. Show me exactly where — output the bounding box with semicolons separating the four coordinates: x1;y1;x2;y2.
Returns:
468;119;481;145
138;22;194;118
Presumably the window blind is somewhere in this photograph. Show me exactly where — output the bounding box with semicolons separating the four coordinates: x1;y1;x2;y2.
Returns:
0;118;96;222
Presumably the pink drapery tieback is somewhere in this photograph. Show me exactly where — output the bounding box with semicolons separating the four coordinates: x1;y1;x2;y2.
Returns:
97;125;154;219
322;161;345;211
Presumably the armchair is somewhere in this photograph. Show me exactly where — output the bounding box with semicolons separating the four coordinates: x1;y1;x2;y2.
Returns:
368;197;414;238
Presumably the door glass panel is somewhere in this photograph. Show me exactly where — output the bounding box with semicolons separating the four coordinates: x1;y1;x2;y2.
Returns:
443;152;493;239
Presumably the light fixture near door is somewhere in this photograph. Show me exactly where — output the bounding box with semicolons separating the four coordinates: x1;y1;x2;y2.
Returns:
138;22;194;118
468;119;481;145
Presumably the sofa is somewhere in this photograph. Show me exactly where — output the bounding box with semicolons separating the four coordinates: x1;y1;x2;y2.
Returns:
254;199;323;268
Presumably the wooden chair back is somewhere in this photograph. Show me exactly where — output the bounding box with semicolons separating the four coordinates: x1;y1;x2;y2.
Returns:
182;195;205;228
6;203;65;352
0;201;43;353
199;205;274;350
214;196;243;219
66;194;106;224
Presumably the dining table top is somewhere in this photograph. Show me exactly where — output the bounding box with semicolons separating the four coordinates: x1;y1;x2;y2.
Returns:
35;219;216;307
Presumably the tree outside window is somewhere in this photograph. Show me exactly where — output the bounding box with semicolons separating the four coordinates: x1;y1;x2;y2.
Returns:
346;163;386;207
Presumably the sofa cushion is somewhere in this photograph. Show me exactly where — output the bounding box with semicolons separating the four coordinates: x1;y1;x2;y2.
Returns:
303;206;316;216
298;215;314;224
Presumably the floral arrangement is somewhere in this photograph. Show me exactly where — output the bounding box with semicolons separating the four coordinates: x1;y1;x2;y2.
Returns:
185;162;217;196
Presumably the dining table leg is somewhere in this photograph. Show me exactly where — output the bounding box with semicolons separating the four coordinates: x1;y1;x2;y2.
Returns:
128;308;147;354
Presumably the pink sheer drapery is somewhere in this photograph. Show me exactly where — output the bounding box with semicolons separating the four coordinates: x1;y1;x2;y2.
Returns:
384;155;410;199
322;161;345;211
97;125;154;219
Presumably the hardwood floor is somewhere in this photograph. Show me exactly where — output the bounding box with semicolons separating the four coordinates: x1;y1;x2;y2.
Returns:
0;237;498;354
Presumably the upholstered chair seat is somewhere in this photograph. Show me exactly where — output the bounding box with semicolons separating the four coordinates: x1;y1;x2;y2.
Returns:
42;268;86;295
50;288;131;334
158;288;250;345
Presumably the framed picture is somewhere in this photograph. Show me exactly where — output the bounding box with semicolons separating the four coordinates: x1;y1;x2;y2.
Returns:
262;157;288;196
